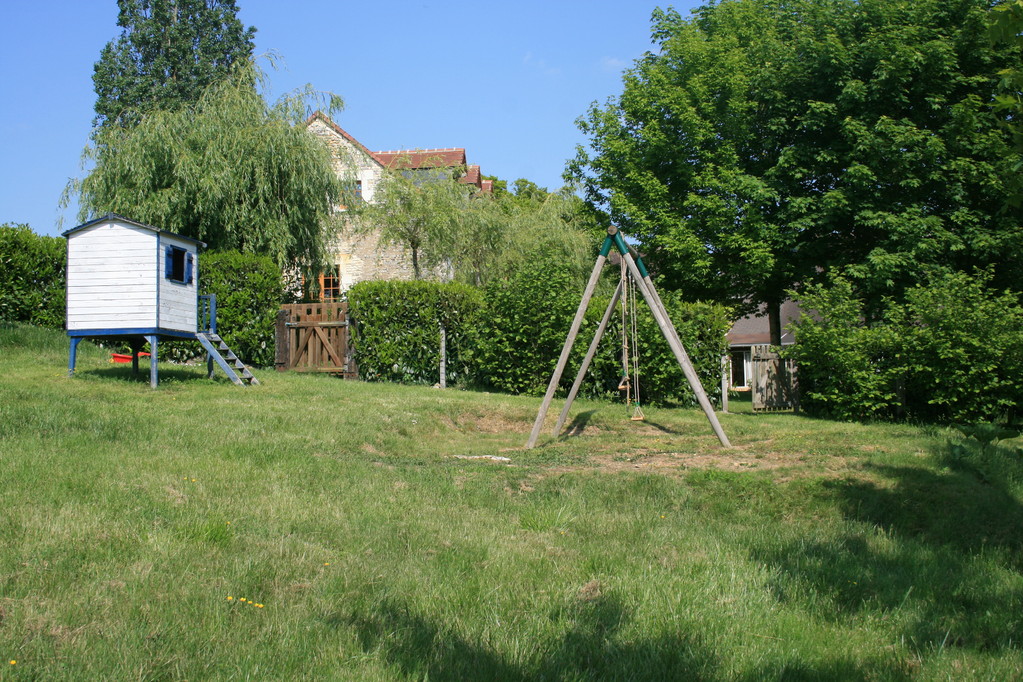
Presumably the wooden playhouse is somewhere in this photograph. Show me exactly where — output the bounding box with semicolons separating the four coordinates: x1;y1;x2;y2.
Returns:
64;214;257;387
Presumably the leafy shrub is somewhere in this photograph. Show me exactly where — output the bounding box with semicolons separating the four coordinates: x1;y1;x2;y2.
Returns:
0;224;66;328
473;259;580;395
789;273;1023;423
786;278;898;421
582;291;731;407
200;250;284;368
348;280;482;385
161;250;284;367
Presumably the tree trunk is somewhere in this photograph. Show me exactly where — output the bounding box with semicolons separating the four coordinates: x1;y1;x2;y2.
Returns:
767;299;783;347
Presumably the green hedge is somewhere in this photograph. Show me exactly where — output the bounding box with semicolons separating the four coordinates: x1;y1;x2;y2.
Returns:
789;273;1023;424
583;292;731;407
158;250;283;367
200;251;283;368
473;259;581;395
0;224;66;329
348;280;482;385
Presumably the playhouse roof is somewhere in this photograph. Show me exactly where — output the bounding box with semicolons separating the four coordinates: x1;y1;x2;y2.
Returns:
62;213;207;248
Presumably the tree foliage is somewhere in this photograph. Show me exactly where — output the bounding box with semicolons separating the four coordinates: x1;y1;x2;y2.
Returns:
356;169;468;280
571;0;1023;336
93;0;256;128
69;63;344;273
356;172;597;286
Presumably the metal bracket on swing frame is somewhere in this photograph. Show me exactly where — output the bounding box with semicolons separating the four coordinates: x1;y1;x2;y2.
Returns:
525;226;731;449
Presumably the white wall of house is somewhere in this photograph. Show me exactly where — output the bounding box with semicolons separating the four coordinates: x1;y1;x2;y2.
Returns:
306;116;419;289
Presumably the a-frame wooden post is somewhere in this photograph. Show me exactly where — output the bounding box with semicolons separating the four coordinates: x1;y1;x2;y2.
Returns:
525;226;731;449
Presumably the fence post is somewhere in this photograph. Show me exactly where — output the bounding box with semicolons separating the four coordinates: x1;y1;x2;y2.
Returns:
721;355;729;413
439;322;447;389
275;307;290;372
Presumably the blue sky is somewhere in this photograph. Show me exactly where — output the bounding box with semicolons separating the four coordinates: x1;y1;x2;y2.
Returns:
1;1;700;237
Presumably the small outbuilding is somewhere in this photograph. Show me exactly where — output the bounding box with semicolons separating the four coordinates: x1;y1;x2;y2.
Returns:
64;214;257;387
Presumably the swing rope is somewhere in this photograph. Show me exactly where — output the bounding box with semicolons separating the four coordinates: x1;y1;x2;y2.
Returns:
617;258;645;421
628;269;645;421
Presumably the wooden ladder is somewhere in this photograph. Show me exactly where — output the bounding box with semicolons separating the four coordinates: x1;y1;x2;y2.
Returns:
195;332;260;386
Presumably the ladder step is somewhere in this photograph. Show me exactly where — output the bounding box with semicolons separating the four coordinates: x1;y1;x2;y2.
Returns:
196;332;257;388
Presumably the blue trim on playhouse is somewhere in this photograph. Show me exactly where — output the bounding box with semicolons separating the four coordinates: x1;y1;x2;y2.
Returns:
67;327;200;339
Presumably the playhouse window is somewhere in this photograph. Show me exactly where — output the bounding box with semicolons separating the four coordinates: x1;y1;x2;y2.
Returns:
165;246;193;284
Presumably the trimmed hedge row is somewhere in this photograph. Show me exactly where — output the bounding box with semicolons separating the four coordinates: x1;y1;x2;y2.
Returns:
348;280;482;385
0;224;66;329
199;251;283;368
349;268;732;406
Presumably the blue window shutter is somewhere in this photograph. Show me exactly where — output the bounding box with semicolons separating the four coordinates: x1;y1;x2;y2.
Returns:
165;246;174;280
185;252;194;284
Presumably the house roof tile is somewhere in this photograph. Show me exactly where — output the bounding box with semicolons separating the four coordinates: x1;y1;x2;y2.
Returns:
373;148;467;169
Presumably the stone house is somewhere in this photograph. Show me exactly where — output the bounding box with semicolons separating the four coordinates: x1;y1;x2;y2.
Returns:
304;112;491;298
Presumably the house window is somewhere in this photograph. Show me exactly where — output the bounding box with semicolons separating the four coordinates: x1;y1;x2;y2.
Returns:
165;246;193;284
319;265;341;301
730;350;751;389
355;180;363;200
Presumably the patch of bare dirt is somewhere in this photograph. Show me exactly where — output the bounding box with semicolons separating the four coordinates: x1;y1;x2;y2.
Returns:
457;412;530;434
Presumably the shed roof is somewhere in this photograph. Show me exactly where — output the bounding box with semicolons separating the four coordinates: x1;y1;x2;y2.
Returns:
726;299;802;346
62;213;207;248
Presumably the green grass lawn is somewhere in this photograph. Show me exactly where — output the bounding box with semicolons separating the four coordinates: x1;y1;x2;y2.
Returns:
1;323;1022;680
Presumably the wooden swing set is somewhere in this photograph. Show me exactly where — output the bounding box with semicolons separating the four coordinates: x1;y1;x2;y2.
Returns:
525;226;731;449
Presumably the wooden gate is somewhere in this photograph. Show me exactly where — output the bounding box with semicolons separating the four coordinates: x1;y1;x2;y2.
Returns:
751;344;798;412
275;302;357;378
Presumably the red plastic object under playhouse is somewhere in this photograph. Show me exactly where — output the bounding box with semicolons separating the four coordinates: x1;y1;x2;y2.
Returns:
110;352;151;364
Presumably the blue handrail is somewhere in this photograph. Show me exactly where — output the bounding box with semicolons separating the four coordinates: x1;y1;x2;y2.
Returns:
198;294;217;334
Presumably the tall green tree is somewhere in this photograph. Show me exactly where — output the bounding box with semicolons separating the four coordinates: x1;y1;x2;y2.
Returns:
93;0;256;128
68;63;344;273
570;0;1023;341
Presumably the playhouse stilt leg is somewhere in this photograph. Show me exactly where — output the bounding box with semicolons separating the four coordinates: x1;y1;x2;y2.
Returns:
68;337;82;377
553;279;623;436
148;335;159;388
130;338;144;376
526;236;614;449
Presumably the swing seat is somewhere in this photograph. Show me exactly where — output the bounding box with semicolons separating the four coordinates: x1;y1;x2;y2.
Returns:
617;376;631;391
630;405;646;421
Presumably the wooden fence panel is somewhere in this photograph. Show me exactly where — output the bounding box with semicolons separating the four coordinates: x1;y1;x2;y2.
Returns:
751;344;798;412
275;302;357;378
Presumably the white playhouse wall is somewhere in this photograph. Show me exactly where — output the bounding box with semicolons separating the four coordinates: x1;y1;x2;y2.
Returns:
65;217;199;333
157;233;199;333
66;220;158;331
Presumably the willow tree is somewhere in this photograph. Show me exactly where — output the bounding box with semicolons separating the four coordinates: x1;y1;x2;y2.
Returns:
68;63;344;273
356;169;469;280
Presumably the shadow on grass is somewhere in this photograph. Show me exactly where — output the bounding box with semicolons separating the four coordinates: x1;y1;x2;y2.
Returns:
332;592;718;680
634;418;683;436
752;459;1023;652
560;410;598;439
78;364;221;385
